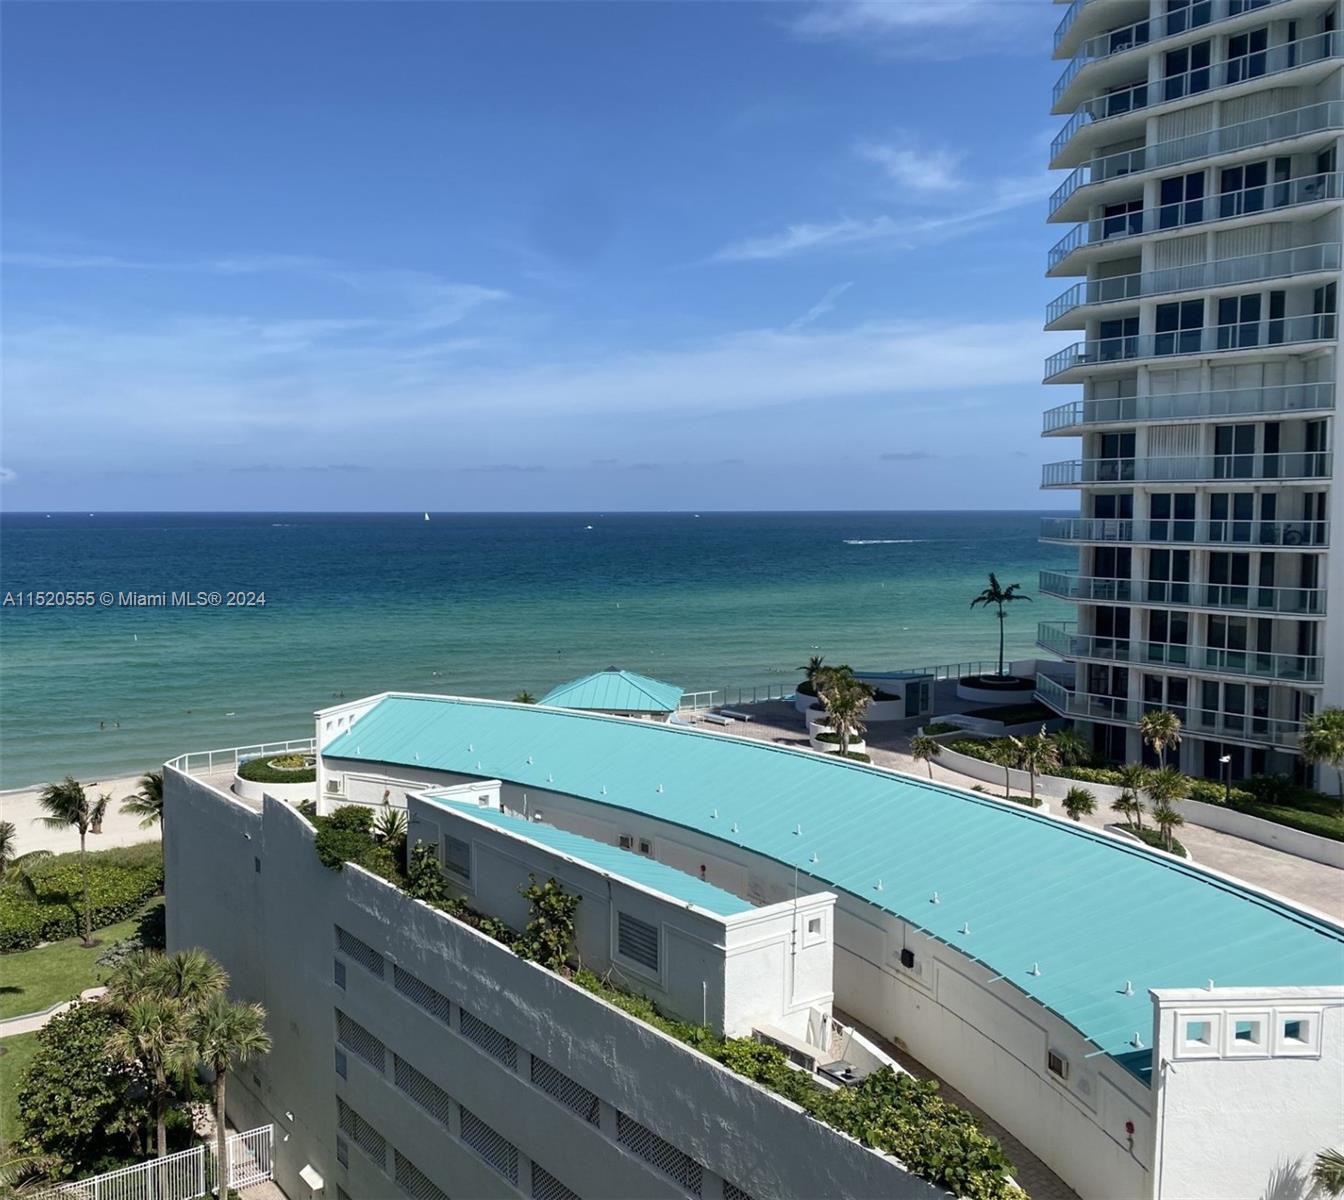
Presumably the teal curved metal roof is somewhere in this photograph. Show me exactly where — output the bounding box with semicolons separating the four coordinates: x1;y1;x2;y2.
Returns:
323;695;1344;1065
538;668;682;714
423;796;755;917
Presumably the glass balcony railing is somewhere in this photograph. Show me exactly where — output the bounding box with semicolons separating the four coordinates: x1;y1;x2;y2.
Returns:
1038;570;1328;615
1035;674;1307;746
1041;451;1333;486
1039;516;1330;548
1051;31;1338;160
1044;314;1338;381
1054;0;1090;51
1049;102;1344;217
1046;243;1340;325
1053;0;1291;107
1041;382;1335;433
1048;172;1343;270
1036;620;1325;681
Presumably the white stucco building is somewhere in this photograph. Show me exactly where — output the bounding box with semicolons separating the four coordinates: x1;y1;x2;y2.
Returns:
1038;0;1344;781
164;694;1344;1200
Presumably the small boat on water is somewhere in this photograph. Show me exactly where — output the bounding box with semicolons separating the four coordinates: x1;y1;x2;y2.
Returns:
423;512;430;522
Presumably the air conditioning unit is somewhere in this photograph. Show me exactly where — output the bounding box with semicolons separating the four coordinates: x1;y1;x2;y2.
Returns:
1048;1049;1070;1080
327;779;342;794
618;834;634;850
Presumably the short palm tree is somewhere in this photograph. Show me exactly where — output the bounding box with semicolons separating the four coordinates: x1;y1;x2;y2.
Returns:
35;776;108;946
1313;1147;1344;1196
1138;709;1182;769
1145;767;1189;852
1111;789;1144;830
1010;725;1060;805
1301;708;1344;806
1062;786;1097;822
1052;728;1091;768
155;948;229;1009
818;671;874;757
910;734;941;779
374;805;407;843
121;770;164;828
798;655;825;683
105;997;195;1160
194;994;271;1197
1116;764;1150;830
513;691;537;705
969;574;1031;679
989;739;1020;799
0;820;50;882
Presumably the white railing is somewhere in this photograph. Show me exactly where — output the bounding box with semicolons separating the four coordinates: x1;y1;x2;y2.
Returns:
167;739;316;776
1041;381;1335;432
27;1127;273;1200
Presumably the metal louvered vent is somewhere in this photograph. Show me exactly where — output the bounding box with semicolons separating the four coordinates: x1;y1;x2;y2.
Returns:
335;926;385;978
394;1150;451;1200
335;1009;386;1072
394;1054;453;1127
531;1162;581;1200
616;1111;703;1195
336;1097;386;1168
459;1007;517;1069
530;1055;600;1125
617;911;660;971
393;964;452;1024
459;1107;519;1185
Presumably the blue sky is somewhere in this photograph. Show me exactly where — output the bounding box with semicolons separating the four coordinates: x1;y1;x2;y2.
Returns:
2;1;1072;511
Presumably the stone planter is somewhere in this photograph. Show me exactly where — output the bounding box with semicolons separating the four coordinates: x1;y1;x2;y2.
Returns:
809;733;867;755
955;675;1036;704
233;774;318;806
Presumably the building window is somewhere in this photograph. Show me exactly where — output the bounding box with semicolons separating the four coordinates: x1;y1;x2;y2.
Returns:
1282;1018;1306;1043
1229;1016;1267;1053
617;912;660;972
1184;1019;1213;1046
807;917;822;935
442;834;471;881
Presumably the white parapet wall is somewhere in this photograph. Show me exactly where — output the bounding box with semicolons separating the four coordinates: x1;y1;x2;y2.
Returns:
1151;986;1344;1199
163;767;943;1200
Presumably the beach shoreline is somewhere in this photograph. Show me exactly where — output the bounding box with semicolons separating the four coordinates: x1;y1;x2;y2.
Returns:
1;772;159;856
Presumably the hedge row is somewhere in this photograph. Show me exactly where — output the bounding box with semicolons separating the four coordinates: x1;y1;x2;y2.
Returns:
0;843;164;953
237;753;317;784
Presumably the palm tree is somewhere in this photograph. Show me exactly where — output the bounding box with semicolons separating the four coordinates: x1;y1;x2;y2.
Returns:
1301;708;1344;806
105;997;195;1160
0;820;50;883
1116;765;1150;829
1111;788;1145;831
910;734;941;779
1312;1147;1344;1196
154;948;229;1009
194;994;271;1197
1062;786;1097;822
989;740;1020;799
121;770;164;828
1145;767;1189;852
1010;725;1061;805
513;691;537;705
817;670;874;756
969;574;1032;679
374;805;407;843
798;655;825;683
1052;728;1091;768
1138;709;1182;769
35;777;108;946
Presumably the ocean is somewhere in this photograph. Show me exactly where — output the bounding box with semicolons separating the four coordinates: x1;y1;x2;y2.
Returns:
0;511;1074;789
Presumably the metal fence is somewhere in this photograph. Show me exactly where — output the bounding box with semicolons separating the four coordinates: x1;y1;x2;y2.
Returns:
27;1126;273;1200
166;740;316;776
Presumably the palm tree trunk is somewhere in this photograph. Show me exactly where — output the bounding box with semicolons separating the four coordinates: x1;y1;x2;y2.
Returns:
926;760;933;779
156;1086;168;1160
215;1070;229;1198
79;830;92;946
1003;764;1010;799
1029;769;1036;803
997;608;1006;677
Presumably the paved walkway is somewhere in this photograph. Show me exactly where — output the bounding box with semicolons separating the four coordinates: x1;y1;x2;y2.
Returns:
835;1009;1080;1200
0;987;108;1040
690;700;1344;922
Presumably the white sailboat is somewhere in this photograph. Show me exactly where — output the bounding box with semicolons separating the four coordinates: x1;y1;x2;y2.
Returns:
423;512;430;522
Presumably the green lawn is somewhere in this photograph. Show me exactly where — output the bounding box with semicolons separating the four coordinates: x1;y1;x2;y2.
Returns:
0;899;162;1021
0;1031;40;1151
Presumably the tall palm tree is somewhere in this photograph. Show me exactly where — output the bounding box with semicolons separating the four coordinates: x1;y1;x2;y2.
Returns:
121;770;164;828
1138;709;1182;769
1010;725;1061;805
1062;786;1097;822
989;740;1020;799
105;997;195;1160
35;777;108;946
910;734;942;779
969;574;1031;679
1145;767;1189;852
817;672;874;757
0;820;50;883
1116;765;1150;830
1301;708;1344;806
194;994;271;1197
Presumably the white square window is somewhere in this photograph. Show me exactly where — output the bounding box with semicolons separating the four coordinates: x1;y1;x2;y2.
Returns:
1226;1013;1270;1056
1233;1020;1259;1043
1275;1012;1319;1056
637;838;653;856
1184;1019;1213;1046
1047;1049;1069;1080
807;917;821;935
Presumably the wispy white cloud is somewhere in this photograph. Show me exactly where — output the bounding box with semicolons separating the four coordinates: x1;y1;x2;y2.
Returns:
856;140;962;192
789;281;855;330
788;0;1039;58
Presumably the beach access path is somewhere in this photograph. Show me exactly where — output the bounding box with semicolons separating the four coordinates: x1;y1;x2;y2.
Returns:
1;772;157;856
704;700;1344;924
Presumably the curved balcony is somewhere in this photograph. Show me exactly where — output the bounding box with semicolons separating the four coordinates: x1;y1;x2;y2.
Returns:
1043;314;1337;383
1034;675;1307;748
1055;0;1148;58
1037;620;1324;682
1038;570;1327;615
1049;102;1344;220
1046;243;1339;328
1041;382;1334;434
1053;0;1296;112
1047;172;1342;274
1051;31;1339;166
1042;451;1333;487
1039;516;1330;549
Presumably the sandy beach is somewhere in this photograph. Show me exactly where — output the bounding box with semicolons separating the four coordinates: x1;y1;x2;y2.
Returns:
1;772;160;856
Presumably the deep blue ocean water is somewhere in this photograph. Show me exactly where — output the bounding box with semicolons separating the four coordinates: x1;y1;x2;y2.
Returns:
0;511;1073;788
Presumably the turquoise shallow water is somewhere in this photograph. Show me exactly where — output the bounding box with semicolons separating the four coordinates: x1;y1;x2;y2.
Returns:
0;511;1073;788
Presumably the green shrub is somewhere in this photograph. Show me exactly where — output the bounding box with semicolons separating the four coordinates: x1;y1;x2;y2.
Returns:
0;844;164;953
1123;827;1189;859
237;754;316;784
310;805;403;878
923;722;960;736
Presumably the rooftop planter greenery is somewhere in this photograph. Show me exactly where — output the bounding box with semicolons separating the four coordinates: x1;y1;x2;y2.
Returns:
238;753;317;784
